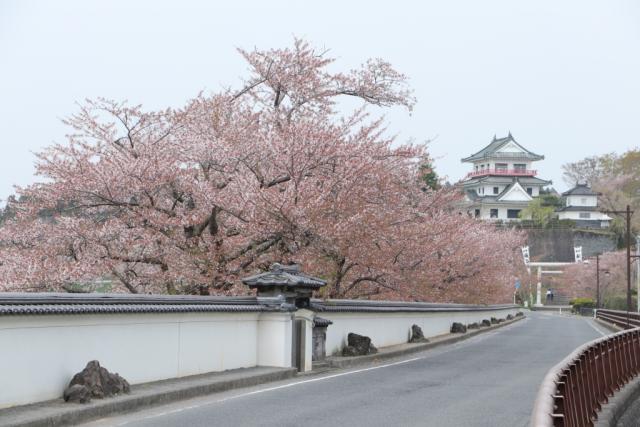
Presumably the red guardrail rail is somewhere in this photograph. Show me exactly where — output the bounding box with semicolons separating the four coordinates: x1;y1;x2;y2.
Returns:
531;325;640;426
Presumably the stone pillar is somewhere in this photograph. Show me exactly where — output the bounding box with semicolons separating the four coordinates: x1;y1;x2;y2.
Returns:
534;266;543;307
293;309;314;372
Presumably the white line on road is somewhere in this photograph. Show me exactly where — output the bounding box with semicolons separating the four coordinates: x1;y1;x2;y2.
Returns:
94;321;526;427
587;319;608;336
110;357;425;426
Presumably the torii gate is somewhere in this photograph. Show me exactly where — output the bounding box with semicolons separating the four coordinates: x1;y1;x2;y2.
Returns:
522;246;583;307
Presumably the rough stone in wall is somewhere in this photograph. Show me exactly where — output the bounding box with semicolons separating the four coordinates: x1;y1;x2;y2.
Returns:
498;318;505;323
481;319;491;327
527;229;616;262
467;322;479;329
450;322;467;333
574;230;617;258
409;324;428;343
516;311;524;317
506;314;514;320
490;317;498;324
63;360;130;403
342;333;378;356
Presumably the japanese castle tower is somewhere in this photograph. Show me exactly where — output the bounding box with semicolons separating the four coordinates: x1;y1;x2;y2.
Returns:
461;133;551;220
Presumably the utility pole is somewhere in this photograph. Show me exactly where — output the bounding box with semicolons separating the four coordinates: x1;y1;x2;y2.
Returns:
596;254;600;309
637;235;640;313
605;205;635;328
627;205;631;327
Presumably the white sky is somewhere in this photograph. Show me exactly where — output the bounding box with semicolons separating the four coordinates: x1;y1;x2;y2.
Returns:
1;0;640;202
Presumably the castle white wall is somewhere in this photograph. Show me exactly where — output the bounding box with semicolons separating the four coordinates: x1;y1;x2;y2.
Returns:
557;211;610;221
567;195;597;207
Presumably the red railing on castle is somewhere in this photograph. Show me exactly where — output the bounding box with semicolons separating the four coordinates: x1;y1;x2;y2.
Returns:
466;168;537;178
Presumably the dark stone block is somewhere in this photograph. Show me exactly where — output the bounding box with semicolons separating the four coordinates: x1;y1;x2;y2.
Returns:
450;322;467;333
490;317;498;324
516;311;524;317
342;333;377;356
506;314;514;320
64;360;130;403
481;319;491;327
498;318;505;323
63;384;91;403
409;324;428;343
467;322;479;329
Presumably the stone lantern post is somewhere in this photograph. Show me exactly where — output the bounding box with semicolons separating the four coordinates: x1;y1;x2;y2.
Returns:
241;263;326;308
242;263;327;372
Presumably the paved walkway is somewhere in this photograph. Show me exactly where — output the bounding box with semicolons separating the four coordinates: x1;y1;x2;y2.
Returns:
83;312;606;427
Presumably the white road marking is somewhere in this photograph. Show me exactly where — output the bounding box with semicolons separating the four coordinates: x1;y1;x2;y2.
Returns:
92;320;527;426
109;357;424;426
587;319;608;336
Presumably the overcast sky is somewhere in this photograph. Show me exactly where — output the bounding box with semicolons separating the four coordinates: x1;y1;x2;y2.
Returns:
1;0;639;202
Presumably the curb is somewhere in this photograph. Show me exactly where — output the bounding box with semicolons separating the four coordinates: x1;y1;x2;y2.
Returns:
595;374;640;427
0;367;297;427
322;315;525;369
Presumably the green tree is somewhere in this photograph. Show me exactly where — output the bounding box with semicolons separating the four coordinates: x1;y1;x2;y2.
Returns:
418;159;440;191
519;197;557;226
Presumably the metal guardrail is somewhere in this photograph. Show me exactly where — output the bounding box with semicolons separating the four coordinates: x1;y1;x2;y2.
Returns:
531;325;640;426
596;308;640;329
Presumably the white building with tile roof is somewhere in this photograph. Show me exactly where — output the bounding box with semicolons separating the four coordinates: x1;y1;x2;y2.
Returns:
460;133;551;220
556;184;611;228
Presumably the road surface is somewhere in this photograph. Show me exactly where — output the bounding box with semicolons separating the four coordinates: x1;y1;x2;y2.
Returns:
85;311;606;427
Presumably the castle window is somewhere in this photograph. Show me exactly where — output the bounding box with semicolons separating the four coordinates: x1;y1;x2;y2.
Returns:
507;209;521;219
579;212;591;219
527;187;532;195
514;164;526;172
493;187;499;194
474;209;480;218
495;163;508;172
490;209;499;218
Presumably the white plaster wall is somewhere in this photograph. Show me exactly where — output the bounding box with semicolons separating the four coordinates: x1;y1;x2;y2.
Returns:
567;195;597;207
321;308;518;356
256;312;293;369
558;211;609;220
0;312;265;409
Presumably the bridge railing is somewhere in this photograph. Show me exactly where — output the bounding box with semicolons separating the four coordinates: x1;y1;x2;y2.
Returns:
596;308;640;329
531;327;640;427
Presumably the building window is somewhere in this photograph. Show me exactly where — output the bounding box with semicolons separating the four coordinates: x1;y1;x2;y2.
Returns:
514;164;526;172
579;212;591;219
493;187;499;194
474;209;480;218
490;209;499;219
526;187;532;195
495;163;508;172
507;209;521;219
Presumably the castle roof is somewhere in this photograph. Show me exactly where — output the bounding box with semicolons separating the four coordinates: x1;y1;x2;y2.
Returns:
461;133;544;163
562;184;600;197
463;175;551;187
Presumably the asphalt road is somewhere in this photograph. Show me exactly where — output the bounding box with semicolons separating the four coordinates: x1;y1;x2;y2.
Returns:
85;312;606;427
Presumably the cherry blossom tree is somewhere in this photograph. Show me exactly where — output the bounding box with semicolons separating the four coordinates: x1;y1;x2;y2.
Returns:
0;40;524;303
560;251;628;306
